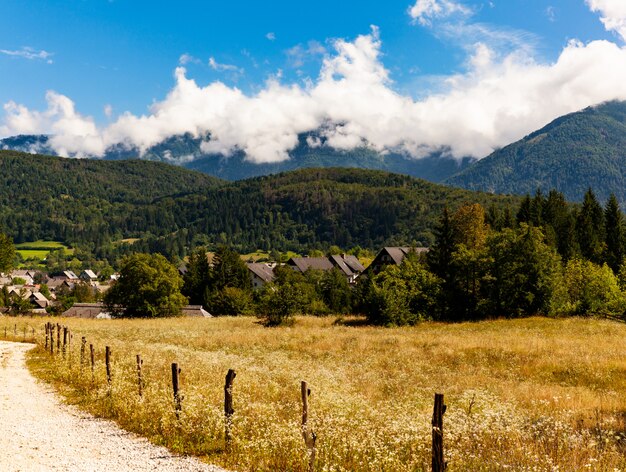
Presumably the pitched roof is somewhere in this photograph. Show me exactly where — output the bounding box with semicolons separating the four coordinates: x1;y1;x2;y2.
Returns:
329;255;354;277
181;305;212;317
288;257;335;272
63;270;79;280
81;270;97;279
342;255;366;273
247;263;275;283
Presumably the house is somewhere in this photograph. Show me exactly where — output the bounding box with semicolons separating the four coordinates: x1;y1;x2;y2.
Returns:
63;302;212;318
63;303;111;319
7;287;50;309
329;254;366;284
181;305;212;317
287;255;366;284
247;262;276;289
79;270;98;282
9;270;34;286
364;247;429;277
61;270;79;281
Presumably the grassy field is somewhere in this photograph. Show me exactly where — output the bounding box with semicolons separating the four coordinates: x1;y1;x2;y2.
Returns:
3;315;625;471
15;240;73;262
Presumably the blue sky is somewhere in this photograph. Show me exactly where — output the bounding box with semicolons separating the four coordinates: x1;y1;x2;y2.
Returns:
1;0;626;162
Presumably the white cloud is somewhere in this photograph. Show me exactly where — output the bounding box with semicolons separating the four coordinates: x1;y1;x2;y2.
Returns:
0;46;53;63
4;22;626;164
208;57;243;74
103;104;113;118
286;41;327;68
266;32;276;41
586;0;626;41
408;0;471;25
179;53;201;65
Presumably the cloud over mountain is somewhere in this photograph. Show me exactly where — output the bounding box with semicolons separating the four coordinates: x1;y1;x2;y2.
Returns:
3;2;626;164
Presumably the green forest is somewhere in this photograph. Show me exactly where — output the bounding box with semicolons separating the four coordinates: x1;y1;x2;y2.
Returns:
0;150;519;263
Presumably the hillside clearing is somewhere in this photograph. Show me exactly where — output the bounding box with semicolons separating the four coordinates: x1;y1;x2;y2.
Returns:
6;316;626;471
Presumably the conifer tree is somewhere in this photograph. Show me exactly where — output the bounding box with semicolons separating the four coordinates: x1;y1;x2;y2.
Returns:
604;193;624;273
516;195;532;224
576;188;605;264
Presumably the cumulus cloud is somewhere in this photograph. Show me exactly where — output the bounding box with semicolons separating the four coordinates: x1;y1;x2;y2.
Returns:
408;0;471;25
0;46;53;63
4;15;626;164
586;0;626;41
266;32;276;41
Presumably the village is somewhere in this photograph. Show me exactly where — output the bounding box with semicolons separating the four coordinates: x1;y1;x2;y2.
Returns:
0;247;427;318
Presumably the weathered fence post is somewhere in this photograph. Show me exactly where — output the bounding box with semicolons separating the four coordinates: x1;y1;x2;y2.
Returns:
62;327;68;357
90;343;95;382
23;326;26;342
301;381;316;472
136;355;143;397
45;323;49;349
50;324;54;354
4;326;7;338
56;323;61;351
224;369;236;450
432;393;446;472
80;337;86;371
171;363;182;419
14;323;16;336
105;346;112;385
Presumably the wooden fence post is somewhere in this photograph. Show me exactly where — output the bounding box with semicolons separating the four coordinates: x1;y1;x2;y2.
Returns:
45;323;49;349
56;323;61;351
136;355;143;397
4;326;7;338
301;381;316;472
105;346;112;385
23;326;26;342
171;363;182;419
80;337;86;372
432;393;446;472
62;327;68;357
224;369;236;450
50;324;54;355
90;343;95;382
14;323;16;336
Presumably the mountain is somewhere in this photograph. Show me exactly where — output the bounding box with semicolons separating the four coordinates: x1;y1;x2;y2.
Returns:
0;132;474;183
0;150;519;257
447;100;626;203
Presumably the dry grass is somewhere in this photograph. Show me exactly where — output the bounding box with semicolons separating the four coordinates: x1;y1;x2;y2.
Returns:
3;315;626;471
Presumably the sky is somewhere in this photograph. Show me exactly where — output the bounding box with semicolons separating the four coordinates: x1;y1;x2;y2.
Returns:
1;0;626;163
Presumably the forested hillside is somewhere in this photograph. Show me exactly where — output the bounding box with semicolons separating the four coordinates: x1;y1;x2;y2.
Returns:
1;132;474;182
448;100;626;202
0;151;520;259
0;150;220;247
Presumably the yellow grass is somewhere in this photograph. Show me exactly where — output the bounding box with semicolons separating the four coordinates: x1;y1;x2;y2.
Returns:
3;315;626;471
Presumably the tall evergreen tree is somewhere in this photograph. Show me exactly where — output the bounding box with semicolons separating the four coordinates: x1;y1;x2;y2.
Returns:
182;247;211;305
427;207;456;281
516;195;532;225
604;193;624;273
576;188;605;264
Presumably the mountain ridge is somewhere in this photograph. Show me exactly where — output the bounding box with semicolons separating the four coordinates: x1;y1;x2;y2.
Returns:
447;100;626;203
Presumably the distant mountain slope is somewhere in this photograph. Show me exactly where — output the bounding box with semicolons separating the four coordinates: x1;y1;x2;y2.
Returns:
447;101;626;202
0;152;518;254
0;133;474;183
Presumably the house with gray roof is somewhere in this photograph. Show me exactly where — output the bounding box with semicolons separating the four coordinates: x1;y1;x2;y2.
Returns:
364;247;429;277
247;262;276;289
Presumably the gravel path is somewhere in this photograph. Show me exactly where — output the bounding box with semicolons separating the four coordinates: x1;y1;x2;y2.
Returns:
0;341;228;472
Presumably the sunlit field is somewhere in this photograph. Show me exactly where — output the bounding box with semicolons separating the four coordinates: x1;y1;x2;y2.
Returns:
3;315;625;471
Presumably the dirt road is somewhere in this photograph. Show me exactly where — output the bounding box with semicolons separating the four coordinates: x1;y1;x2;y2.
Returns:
0;341;227;472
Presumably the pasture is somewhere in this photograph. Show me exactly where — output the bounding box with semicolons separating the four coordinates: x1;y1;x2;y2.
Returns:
4;315;626;471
